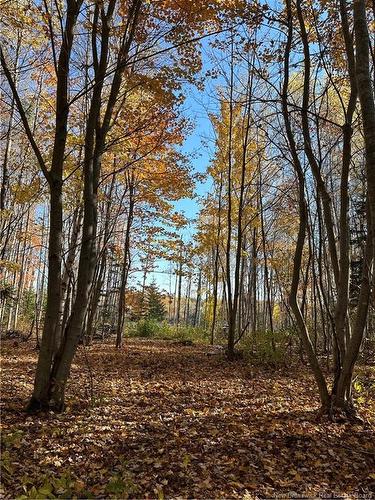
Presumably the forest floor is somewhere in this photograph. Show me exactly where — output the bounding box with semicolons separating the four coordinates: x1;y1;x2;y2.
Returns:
1;339;375;499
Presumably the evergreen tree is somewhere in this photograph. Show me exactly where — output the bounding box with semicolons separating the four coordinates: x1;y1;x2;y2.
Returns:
145;282;167;321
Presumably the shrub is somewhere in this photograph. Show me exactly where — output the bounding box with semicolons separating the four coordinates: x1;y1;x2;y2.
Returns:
127;319;210;343
136;319;160;338
174;324;210;343
240;329;291;366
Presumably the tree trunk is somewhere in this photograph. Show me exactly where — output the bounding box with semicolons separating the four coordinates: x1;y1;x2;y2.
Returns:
282;0;330;410
116;173;135;348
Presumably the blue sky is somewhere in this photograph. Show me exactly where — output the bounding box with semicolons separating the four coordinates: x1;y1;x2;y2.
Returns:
172;39;223;235
130;43;219;291
142;95;214;290
129;35;233;291
174;98;213;230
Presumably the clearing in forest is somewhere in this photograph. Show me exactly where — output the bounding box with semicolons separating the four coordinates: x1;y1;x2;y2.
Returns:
1;339;375;499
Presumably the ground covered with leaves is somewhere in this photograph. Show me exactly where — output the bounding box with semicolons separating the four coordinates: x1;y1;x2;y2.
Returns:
1;340;375;499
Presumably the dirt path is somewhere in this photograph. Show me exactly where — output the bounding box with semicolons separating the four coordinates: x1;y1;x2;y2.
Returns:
1;340;374;498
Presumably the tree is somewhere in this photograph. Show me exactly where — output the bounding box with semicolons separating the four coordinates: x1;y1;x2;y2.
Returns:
280;0;375;416
145;282;167;321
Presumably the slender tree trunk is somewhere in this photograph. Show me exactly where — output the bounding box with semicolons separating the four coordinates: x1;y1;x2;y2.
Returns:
193;269;202;327
334;0;375;409
176;253;183;326
45;0;142;410
116;173;135;348
211;174;223;343
282;0;330;409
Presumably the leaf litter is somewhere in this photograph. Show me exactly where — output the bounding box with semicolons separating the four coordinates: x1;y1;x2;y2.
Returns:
1;340;374;499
